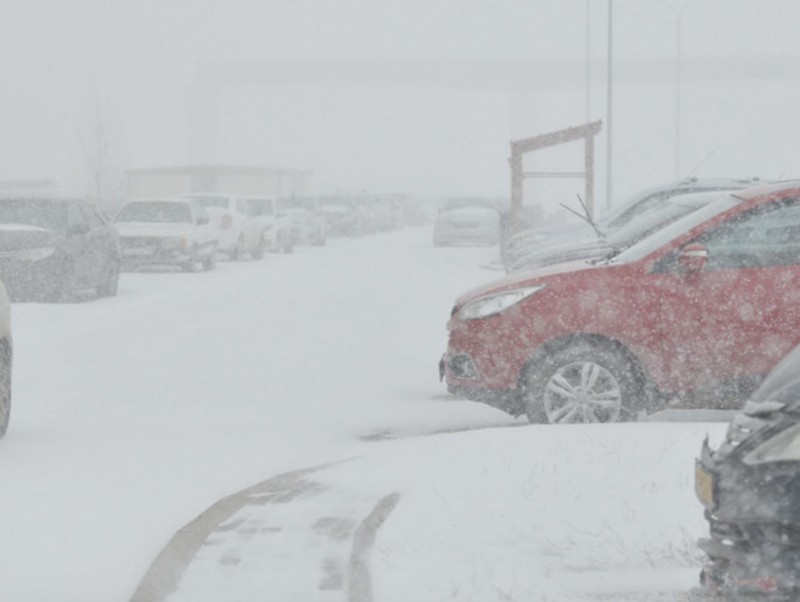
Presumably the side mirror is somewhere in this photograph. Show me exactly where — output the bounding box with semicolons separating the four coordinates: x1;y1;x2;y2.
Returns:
677;242;708;274
68;223;90;236
197;216;209;225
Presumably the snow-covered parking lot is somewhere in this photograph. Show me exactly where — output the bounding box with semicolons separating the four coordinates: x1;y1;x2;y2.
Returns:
1;226;730;601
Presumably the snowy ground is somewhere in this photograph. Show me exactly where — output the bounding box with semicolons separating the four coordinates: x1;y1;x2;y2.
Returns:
0;226;731;601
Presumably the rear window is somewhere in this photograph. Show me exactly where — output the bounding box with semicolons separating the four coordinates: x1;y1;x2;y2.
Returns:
0;199;69;230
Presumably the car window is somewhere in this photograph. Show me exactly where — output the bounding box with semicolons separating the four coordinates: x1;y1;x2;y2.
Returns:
443;198;496;211
68;202;87;228
191;196;229;209
613;194;741;264
81;205;103;228
697;197;800;269
0;199;68;230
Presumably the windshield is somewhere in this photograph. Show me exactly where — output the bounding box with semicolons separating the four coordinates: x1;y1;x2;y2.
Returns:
0;199;68;230
114;201;193;224
189;196;229;209
247;198;274;215
611;194;741;263
443;198;496;211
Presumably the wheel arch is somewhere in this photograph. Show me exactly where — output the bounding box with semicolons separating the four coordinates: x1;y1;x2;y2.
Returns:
517;332;653;397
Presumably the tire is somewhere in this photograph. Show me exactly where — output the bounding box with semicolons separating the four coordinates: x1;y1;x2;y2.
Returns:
232;236;245;261
0;342;12;438
182;246;198;272
520;342;642;424
52;261;77;302
252;237;266;260
96;259;120;298
201;245;217;271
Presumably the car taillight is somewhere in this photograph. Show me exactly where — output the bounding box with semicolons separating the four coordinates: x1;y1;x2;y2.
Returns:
221;215;233;229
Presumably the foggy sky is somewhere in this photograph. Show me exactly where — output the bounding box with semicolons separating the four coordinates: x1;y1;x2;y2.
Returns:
2;0;800;209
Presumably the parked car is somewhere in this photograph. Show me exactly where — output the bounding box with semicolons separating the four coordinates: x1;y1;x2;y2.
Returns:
242;197;295;253
0;279;10;438
114;198;217;271
318;196;366;238
277;197;327;246
183;193;266;260
501;177;764;270
441;180;800;424
433;197;500;246
507;190;729;273
695;342;800;596
0;197;120;301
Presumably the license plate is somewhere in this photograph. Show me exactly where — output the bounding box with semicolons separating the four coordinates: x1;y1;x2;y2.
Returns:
695;462;716;509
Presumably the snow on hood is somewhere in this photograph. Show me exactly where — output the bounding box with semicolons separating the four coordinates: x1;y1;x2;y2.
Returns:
454;258;602;306
0;223;52;233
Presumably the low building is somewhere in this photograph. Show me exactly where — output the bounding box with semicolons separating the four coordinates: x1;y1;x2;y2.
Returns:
125;165;313;200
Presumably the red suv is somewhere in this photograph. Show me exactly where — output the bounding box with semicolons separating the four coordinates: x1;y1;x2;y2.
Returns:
441;181;800;424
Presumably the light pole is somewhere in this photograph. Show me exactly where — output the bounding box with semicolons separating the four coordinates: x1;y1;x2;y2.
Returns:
606;0;614;210
655;0;697;180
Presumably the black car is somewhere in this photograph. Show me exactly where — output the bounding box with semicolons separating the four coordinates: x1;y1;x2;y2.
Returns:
0;197;121;301
696;343;800;596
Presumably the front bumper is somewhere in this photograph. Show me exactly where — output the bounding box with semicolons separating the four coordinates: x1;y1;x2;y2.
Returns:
696;442;800;595
439;352;525;416
0;254;66;299
120;238;193;267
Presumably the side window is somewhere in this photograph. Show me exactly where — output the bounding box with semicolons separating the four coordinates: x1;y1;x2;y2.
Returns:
82;205;102;228
699;199;800;269
68;203;87;228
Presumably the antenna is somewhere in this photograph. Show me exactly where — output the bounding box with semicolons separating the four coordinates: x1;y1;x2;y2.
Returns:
682;145;721;180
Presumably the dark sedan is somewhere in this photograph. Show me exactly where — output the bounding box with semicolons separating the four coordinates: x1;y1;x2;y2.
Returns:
696;342;800;596
0;197;120;301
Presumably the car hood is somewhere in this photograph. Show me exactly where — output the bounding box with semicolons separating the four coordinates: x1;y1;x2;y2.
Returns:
114;222;196;237
454;258;606;306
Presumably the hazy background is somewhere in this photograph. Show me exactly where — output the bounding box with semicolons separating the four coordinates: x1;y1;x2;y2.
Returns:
2;0;799;217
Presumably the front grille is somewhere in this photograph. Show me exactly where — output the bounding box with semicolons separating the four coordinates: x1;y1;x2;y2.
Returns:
121;237;157;248
448;354;479;380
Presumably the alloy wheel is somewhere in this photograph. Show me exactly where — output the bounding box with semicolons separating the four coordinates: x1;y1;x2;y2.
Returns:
542;361;623;423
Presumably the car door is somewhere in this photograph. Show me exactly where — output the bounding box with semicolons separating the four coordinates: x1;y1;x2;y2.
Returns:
236;198;259;249
651;197;800;393
65;202;96;286
193;205;216;252
82;204;116;282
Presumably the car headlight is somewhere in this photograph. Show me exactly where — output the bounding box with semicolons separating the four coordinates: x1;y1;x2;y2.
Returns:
160;237;187;249
458;285;545;320
743;422;800;464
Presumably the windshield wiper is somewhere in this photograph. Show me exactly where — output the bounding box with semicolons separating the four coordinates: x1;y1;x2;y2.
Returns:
559;194;607;242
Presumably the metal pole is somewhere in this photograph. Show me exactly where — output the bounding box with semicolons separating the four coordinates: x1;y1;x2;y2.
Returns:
674;12;682;179
606;0;613;210
586;0;591;122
